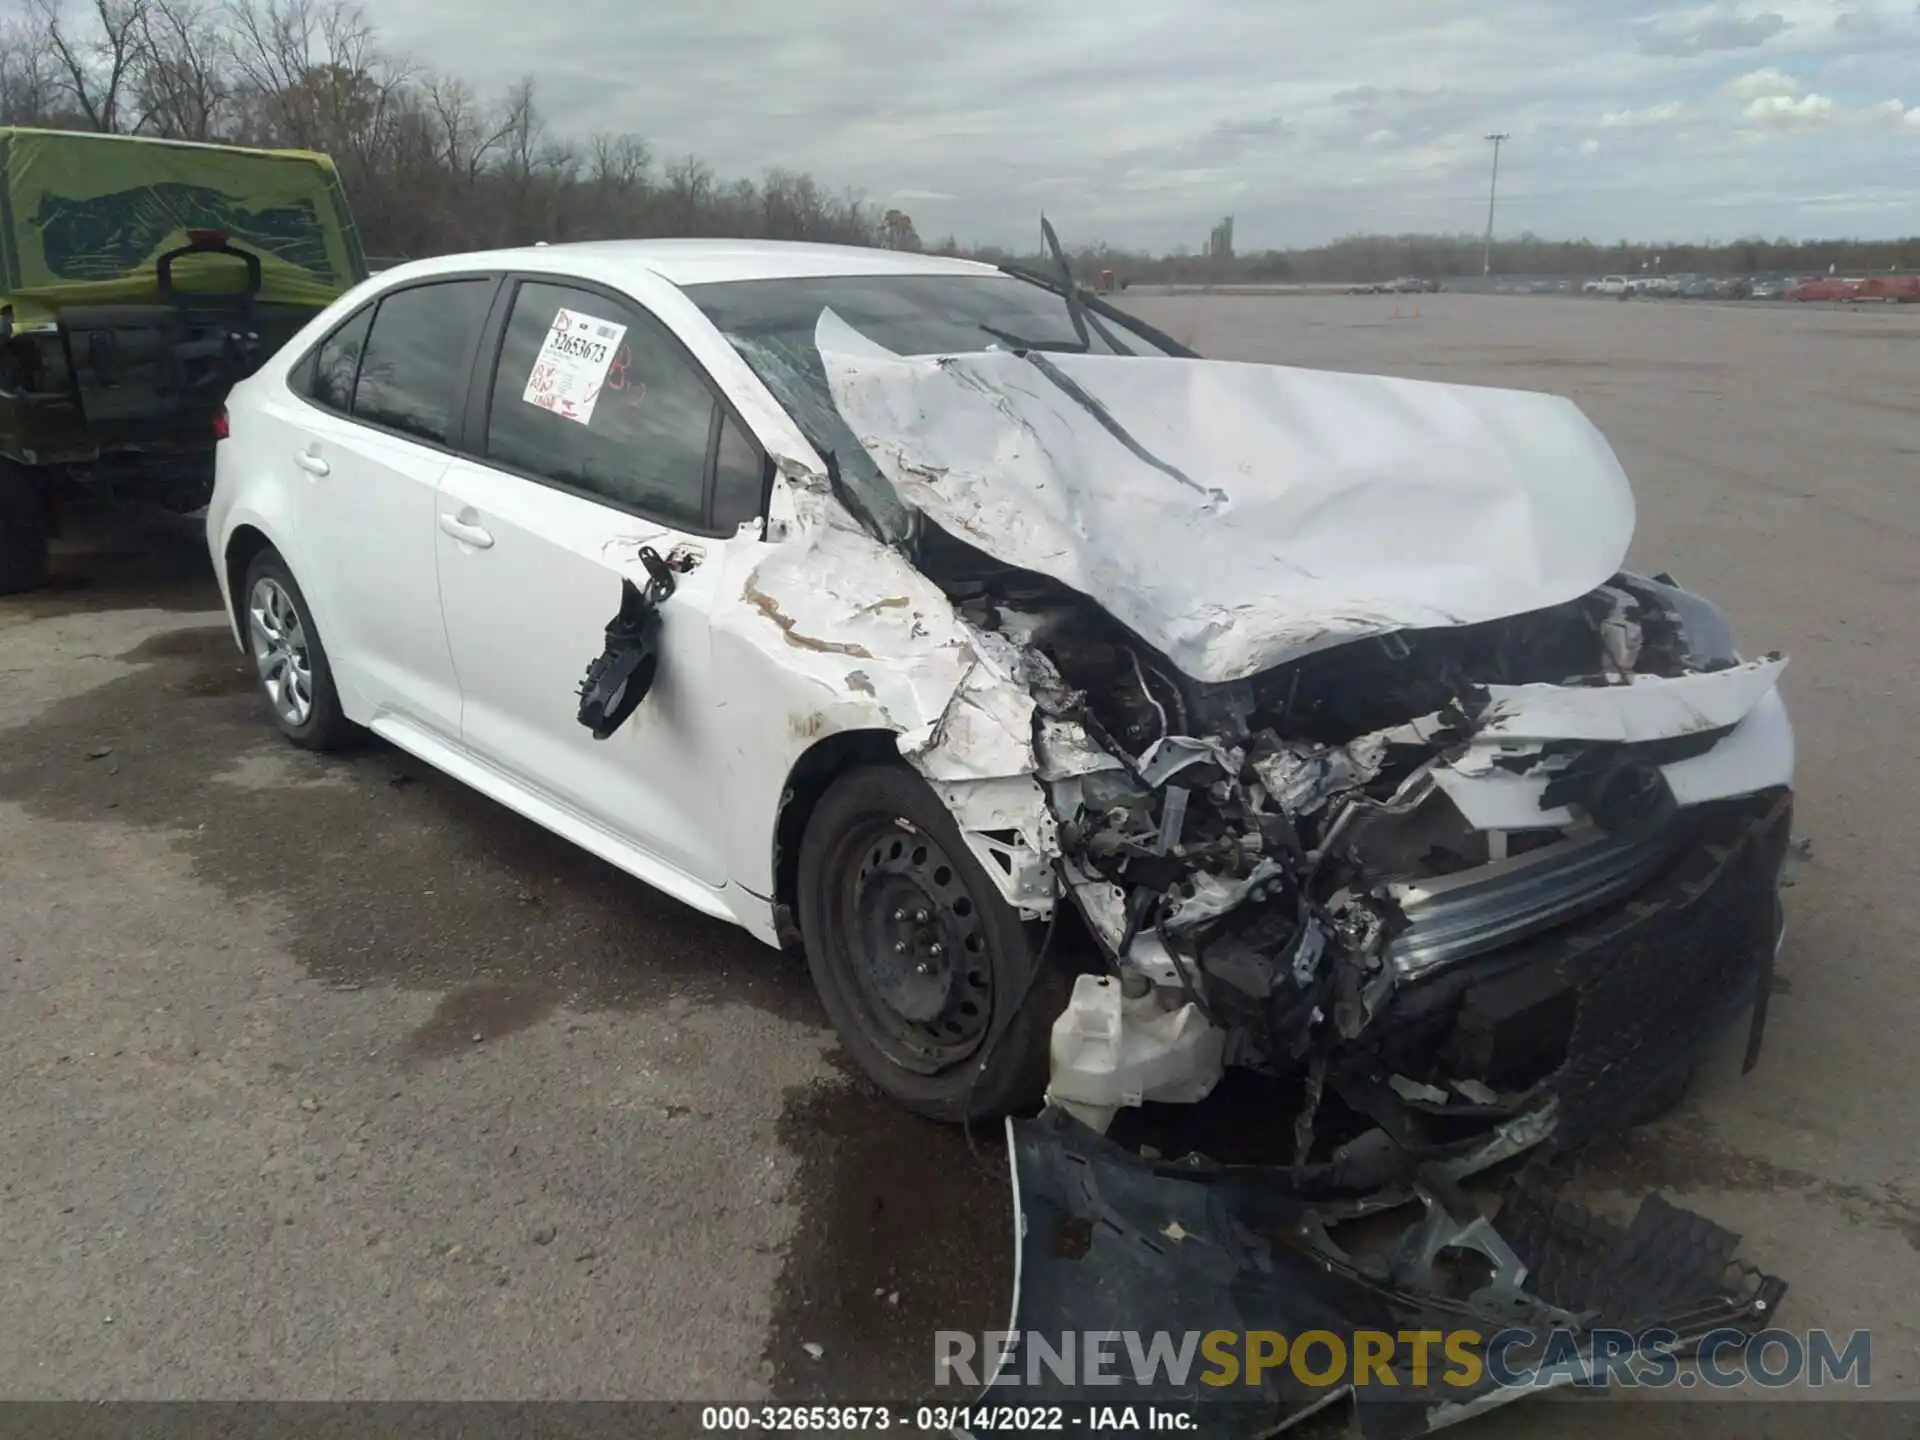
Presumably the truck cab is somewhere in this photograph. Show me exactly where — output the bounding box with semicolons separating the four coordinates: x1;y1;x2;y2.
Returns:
0;128;366;592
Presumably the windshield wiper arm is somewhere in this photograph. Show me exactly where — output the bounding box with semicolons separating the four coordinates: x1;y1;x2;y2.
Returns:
1041;216;1094;353
976;321;1087;353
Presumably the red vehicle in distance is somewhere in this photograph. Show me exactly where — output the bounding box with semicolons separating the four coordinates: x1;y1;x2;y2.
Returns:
1787;276;1863;301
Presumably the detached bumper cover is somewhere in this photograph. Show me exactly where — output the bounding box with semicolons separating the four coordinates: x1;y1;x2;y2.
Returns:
1001;1110;1785;1439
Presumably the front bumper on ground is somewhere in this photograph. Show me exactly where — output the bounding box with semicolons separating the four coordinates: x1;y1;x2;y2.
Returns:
999;1111;1785;1439
985;790;1794;1438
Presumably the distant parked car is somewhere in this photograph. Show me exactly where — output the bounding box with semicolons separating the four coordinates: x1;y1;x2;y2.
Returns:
1592;275;1630;296
1679;277;1719;298
1747;276;1787;300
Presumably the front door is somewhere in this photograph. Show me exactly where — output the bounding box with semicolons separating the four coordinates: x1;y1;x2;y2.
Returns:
433;277;768;887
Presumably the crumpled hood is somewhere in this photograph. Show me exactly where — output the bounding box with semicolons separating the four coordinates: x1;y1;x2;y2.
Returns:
816;311;1638;684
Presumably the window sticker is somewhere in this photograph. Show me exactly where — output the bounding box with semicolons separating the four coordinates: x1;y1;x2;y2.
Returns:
522;306;628;425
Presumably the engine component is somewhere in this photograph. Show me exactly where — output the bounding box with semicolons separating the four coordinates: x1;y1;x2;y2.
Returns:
1044;972;1225;1131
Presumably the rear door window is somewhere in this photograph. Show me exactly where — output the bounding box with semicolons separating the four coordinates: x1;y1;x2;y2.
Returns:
483;279;745;531
305;305;372;414
351;279;493;445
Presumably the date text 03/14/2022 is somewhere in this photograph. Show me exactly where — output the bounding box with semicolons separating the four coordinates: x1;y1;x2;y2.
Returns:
698;1404;1197;1432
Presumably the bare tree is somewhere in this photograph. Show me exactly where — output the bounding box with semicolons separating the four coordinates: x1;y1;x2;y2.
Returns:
497;76;540;184
6;0;884;256
0;17;59;125
588;132;650;195
131;0;228;139
32;0;151;133
425;74;515;183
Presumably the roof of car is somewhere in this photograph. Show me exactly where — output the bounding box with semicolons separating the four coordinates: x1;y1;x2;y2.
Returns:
374;238;1002;289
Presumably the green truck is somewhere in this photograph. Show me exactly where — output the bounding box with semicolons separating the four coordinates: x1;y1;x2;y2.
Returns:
0;128;367;592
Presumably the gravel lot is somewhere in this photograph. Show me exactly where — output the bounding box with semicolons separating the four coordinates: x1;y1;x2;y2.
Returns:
2;294;1915;1430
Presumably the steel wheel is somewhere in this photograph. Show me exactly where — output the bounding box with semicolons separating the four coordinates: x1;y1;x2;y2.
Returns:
797;763;1064;1121
247;574;314;728
842;821;994;1072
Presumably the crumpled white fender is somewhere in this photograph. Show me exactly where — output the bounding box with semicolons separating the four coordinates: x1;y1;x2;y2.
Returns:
716;475;1059;915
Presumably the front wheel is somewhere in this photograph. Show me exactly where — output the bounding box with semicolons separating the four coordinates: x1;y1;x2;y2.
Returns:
797;763;1066;1122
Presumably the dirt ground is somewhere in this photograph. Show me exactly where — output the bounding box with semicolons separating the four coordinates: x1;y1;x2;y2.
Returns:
1;294;1915;1431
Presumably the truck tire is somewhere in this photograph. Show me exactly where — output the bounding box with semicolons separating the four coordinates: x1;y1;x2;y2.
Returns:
0;465;51;596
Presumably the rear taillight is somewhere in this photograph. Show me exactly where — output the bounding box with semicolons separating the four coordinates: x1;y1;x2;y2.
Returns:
212;406;229;440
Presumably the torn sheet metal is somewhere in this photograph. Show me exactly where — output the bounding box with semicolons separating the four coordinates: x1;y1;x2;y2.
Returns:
1472;655;1787;745
816;310;1637;683
717;476;1059;912
1252;733;1391;815
994;1108;1785;1440
1435;682;1795;830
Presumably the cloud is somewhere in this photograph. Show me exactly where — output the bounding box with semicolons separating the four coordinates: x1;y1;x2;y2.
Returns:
1637;7;1790;55
1743;91;1836;123
1724;66;1799;98
371;0;1920;248
1599;100;1690;126
1833;9;1886;36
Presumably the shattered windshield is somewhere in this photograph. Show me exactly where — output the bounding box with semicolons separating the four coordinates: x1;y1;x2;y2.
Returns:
685;273;1170;539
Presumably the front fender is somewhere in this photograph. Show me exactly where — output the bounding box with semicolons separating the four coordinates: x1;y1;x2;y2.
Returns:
707;513;1053;910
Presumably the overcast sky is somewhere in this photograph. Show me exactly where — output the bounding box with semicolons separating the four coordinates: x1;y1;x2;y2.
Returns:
378;0;1920;251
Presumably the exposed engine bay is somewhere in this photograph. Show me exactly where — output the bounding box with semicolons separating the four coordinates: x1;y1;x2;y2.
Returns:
920;526;1791;1164
795;315;1794;1176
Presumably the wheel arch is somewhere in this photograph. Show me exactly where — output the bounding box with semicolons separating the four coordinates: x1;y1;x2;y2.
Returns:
770;727;903;944
223;522;276;637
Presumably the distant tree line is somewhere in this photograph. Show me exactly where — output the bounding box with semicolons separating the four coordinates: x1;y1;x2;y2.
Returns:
0;0;890;257
941;230;1920;284
2;2;1910;280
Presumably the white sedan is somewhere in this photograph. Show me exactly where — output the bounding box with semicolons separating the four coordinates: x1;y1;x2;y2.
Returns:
208;240;1794;1150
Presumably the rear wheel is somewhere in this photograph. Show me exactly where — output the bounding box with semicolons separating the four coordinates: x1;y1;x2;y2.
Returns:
242;548;355;751
797;763;1065;1122
0;463;51;595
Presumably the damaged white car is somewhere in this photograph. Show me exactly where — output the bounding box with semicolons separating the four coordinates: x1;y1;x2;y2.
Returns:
209;238;1792;1147
210;239;1796;1429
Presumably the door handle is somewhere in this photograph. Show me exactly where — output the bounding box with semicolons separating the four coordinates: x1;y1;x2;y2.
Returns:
295;448;329;477
438;512;495;549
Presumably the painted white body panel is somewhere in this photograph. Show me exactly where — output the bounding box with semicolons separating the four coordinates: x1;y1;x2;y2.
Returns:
434;457;737;886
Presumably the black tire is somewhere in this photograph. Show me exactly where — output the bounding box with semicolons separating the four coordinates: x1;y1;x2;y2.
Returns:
240;548;356;751
797;763;1066;1122
0;465;51;596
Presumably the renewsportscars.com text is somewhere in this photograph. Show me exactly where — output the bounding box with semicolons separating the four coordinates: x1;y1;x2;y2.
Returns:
934;1328;1872;1392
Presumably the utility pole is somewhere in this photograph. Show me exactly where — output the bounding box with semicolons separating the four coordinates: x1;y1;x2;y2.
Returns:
1483;132;1510;277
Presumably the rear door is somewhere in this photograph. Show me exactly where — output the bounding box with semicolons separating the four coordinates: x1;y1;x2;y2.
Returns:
285;276;497;737
433;275;771;886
